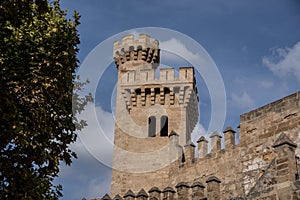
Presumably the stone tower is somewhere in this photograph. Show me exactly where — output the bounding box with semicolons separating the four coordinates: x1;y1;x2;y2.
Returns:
111;34;199;196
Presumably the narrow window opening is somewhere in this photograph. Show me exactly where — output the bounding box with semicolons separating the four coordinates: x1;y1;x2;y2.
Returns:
137;45;142;50
127;73;129;82
166;70;168;80
129;46;134;51
135;88;141;95
164;87;170;94
146;72;148;81
145;88;151;95
148;116;156;137
154;88;160;95
160;115;168;136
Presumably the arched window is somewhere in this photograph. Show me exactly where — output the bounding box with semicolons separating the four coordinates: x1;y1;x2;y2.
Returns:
148;116;156;137
137;45;142;50
129;46;134;51
160;115;168;136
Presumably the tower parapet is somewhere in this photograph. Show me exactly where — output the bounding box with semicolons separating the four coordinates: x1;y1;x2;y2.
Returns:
112;34;200;196
113;34;160;70
120;67;196;85
119;67;199;127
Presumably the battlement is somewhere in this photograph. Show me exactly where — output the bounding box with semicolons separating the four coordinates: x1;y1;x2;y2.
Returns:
114;34;159;57
105;131;300;200
176;126;238;164
113;34;160;69
101;177;222;200
120;67;195;85
119;67;198;118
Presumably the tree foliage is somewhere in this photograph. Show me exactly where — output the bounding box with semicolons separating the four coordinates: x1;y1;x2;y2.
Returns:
0;0;91;199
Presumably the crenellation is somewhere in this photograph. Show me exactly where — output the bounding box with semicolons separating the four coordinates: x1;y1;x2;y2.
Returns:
123;190;135;200
113;194;122;200
136;189;148;200
223;126;236;149
184;142;196;165
179;67;194;82
149;187;162;199
114;34;159;69
120;67;197;87
114;34;158;57
191;182;205;200
210;131;222;154
159;68;175;81
139;34;150;43
197;136;208;159
104;180;224;200
118;67;198;112
176;182;190;200
102;194;112;200
162;187;176;200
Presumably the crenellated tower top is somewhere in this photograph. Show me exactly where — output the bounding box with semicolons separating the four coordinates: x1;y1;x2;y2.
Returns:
112;34;199;196
113;34;160;70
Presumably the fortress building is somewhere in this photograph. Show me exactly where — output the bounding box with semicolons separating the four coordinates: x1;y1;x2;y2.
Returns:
104;34;300;200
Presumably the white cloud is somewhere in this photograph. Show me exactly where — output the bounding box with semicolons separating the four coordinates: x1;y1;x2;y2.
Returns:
262;41;300;82
191;122;208;144
127;30;142;39
160;37;226;134
242;45;248;54
76;104;115;167
231;91;255;110
234;76;273;89
258;80;273;89
57;105;115;200
160;38;201;64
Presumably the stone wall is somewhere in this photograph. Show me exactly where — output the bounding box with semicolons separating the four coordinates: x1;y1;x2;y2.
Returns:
110;91;300;199
103;135;300;200
239;91;300;194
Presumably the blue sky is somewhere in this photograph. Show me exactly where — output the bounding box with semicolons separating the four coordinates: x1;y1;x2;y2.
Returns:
56;0;300;199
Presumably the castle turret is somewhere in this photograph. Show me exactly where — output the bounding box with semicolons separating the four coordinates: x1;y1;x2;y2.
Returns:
114;34;159;68
111;34;199;197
